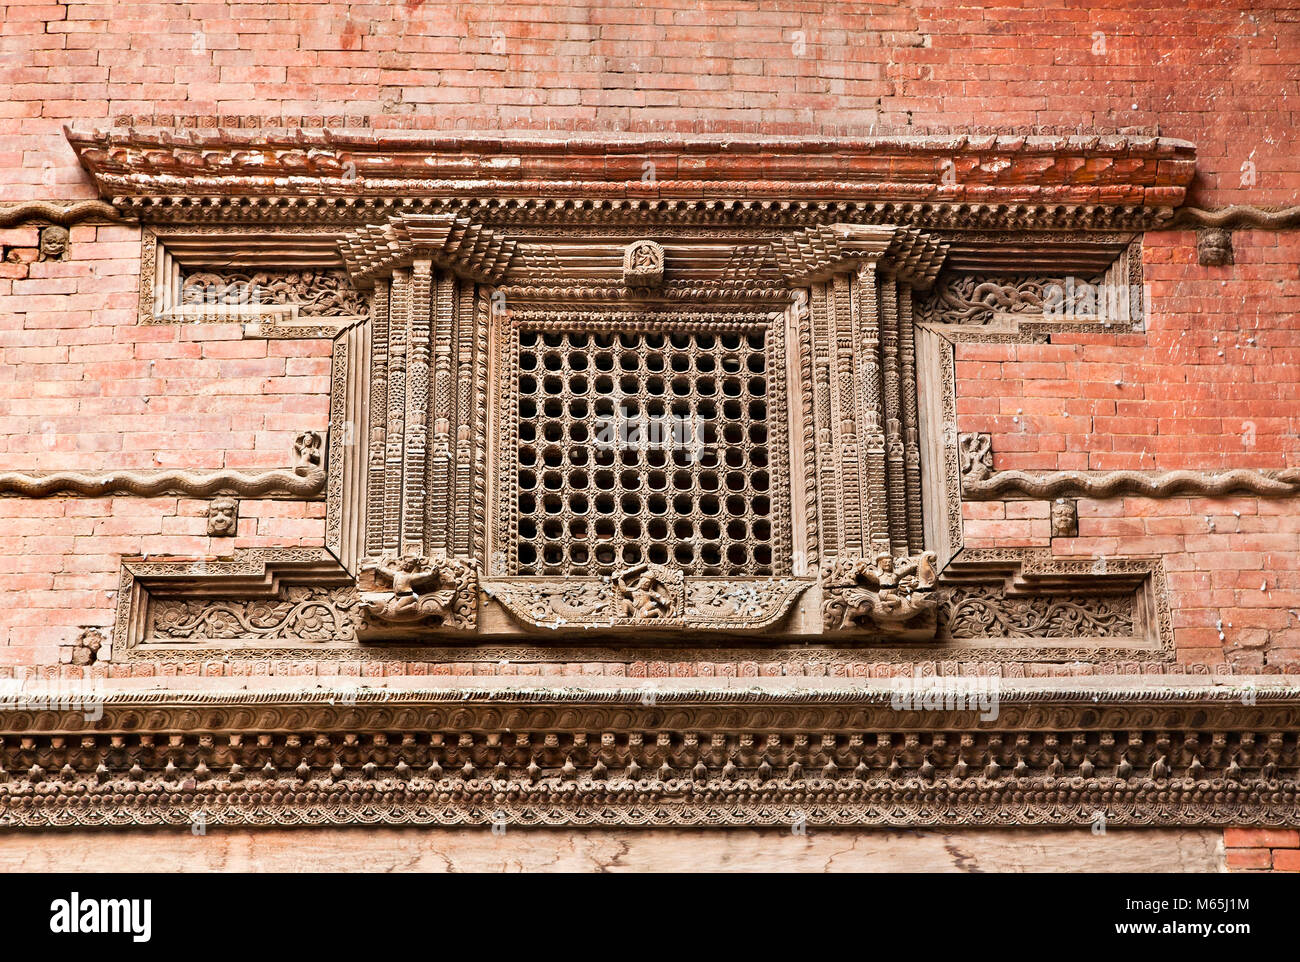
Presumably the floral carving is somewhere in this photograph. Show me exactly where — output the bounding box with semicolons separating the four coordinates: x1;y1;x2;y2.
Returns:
484;572;806;632
149;586;363;642
822;551;939;635
181;269;369;316
941;587;1134;639
916;273;1103;325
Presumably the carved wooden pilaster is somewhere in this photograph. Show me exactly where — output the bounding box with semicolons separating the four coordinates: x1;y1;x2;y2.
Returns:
897;281;925;554
365;280;390;558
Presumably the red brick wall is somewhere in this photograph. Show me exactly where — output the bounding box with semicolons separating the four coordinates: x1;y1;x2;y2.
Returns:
1224;828;1300;871
2;2;1298;671
4;1;1298;204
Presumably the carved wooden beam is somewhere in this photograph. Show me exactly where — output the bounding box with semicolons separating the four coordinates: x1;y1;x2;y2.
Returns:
65;129;1195;213
0;680;1296;828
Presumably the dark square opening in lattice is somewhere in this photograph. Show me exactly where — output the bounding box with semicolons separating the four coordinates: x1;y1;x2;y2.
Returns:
512;327;778;577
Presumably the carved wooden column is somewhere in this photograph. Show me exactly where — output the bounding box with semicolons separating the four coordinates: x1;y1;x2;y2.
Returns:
337;214;516;634
774;224;948;636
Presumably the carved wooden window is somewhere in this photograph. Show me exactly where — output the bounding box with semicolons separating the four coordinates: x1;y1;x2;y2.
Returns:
80;129;1180;659
498;318;788;578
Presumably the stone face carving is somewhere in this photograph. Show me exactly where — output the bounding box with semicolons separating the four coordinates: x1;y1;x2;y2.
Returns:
61;628;103;666
180;269;369;316
822;551;938;635
1197;228;1233;266
1050;498;1078;538
206;497;239;537
958;433;993;484
358;555;478;631
38;225;69;261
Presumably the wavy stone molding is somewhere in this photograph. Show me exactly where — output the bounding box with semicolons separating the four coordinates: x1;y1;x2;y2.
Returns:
0;199;125;227
0;434;326;500
1172;205;1300;230
0;682;1296;828
0;466;323;500
963;467;1300;500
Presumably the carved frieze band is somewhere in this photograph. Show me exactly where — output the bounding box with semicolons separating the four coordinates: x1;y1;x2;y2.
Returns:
0;685;1296;828
483;574;809;632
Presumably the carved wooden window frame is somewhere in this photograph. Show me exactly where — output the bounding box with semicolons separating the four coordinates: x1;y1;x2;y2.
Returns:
72;130;1188;663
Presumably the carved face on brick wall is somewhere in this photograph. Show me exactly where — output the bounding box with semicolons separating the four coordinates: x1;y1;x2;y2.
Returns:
1197;228;1233;267
206;497;238;537
39;226;69;262
1050;499;1079;538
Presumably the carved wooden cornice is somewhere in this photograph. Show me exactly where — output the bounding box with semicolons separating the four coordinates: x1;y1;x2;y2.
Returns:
65;129;1195;230
0;680;1296;828
337;214;517;286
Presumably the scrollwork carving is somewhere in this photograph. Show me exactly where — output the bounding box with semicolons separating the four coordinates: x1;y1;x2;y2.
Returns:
150;586;364;643
180;268;369;316
941;586;1134;639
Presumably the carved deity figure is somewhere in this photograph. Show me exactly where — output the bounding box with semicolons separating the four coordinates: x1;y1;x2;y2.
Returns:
823;550;938;632
611;563;675;620
294;431;324;474
359;554;474;628
206;497;239;537
958;433;993;484
622;239;665;289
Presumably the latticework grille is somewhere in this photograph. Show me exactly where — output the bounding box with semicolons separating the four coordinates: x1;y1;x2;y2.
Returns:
508;325;783;577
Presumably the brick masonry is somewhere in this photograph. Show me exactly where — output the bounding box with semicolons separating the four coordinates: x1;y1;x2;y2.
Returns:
1;3;1298;866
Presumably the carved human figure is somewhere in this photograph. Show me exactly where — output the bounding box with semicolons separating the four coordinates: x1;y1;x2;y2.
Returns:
206;497;239;537
824;550;938;632
612;564;674;620
39;226;69;262
360;555;459;625
294;431;324;473
958;433;993;484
